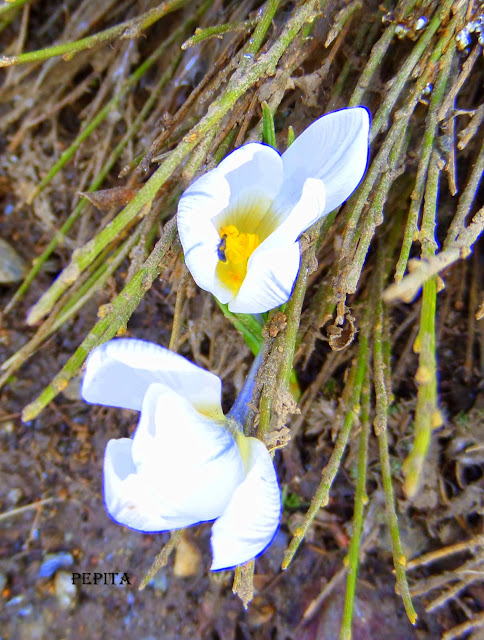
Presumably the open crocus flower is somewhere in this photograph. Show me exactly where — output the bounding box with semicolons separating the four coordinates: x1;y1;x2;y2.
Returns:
178;107;370;313
81;338;281;571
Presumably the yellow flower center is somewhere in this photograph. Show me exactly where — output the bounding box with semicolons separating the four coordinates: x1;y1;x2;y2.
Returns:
216;224;260;293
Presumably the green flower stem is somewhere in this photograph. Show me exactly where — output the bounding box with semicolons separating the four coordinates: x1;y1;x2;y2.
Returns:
181;18;258;50
373;300;417;625
282;315;369;570
339;367;370;640
382;289;395;407
402;150;441;499
257;368;275;437
215;302;262;356
26;0;319;327
245;0;281;57
262;101;277;148
0;0;190;67
395;39;455;281
21;218;178;421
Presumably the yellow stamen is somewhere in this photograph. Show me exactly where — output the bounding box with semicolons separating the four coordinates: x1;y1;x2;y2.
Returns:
216;224;259;293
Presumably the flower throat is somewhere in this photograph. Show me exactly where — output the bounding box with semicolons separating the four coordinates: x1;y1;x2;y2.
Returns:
216;224;259;293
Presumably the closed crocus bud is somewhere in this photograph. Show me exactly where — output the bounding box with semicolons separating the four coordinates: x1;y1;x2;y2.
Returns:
81;338;281;570
178;107;370;313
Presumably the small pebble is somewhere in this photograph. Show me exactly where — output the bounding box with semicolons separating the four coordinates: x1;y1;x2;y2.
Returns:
54;571;77;610
2;420;15;434
415;16;427;30
7;488;23;505
456;28;471;50
173;537;202;577
6;594;24;607
38;552;74;579
0;238;26;283
148;570;168;593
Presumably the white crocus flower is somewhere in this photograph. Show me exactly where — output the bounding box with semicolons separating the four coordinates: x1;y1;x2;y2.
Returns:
178;107;370;313
81;338;281;571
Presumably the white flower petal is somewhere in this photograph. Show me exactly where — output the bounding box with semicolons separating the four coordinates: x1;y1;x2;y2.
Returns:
178;170;230;294
228;239;300;313
210;437;281;570
178;144;284;301
213;142;283;208
104;438;186;531
130;383;245;525
81;338;223;415
263;177;326;248
183;239;234;304
277;107;370;216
